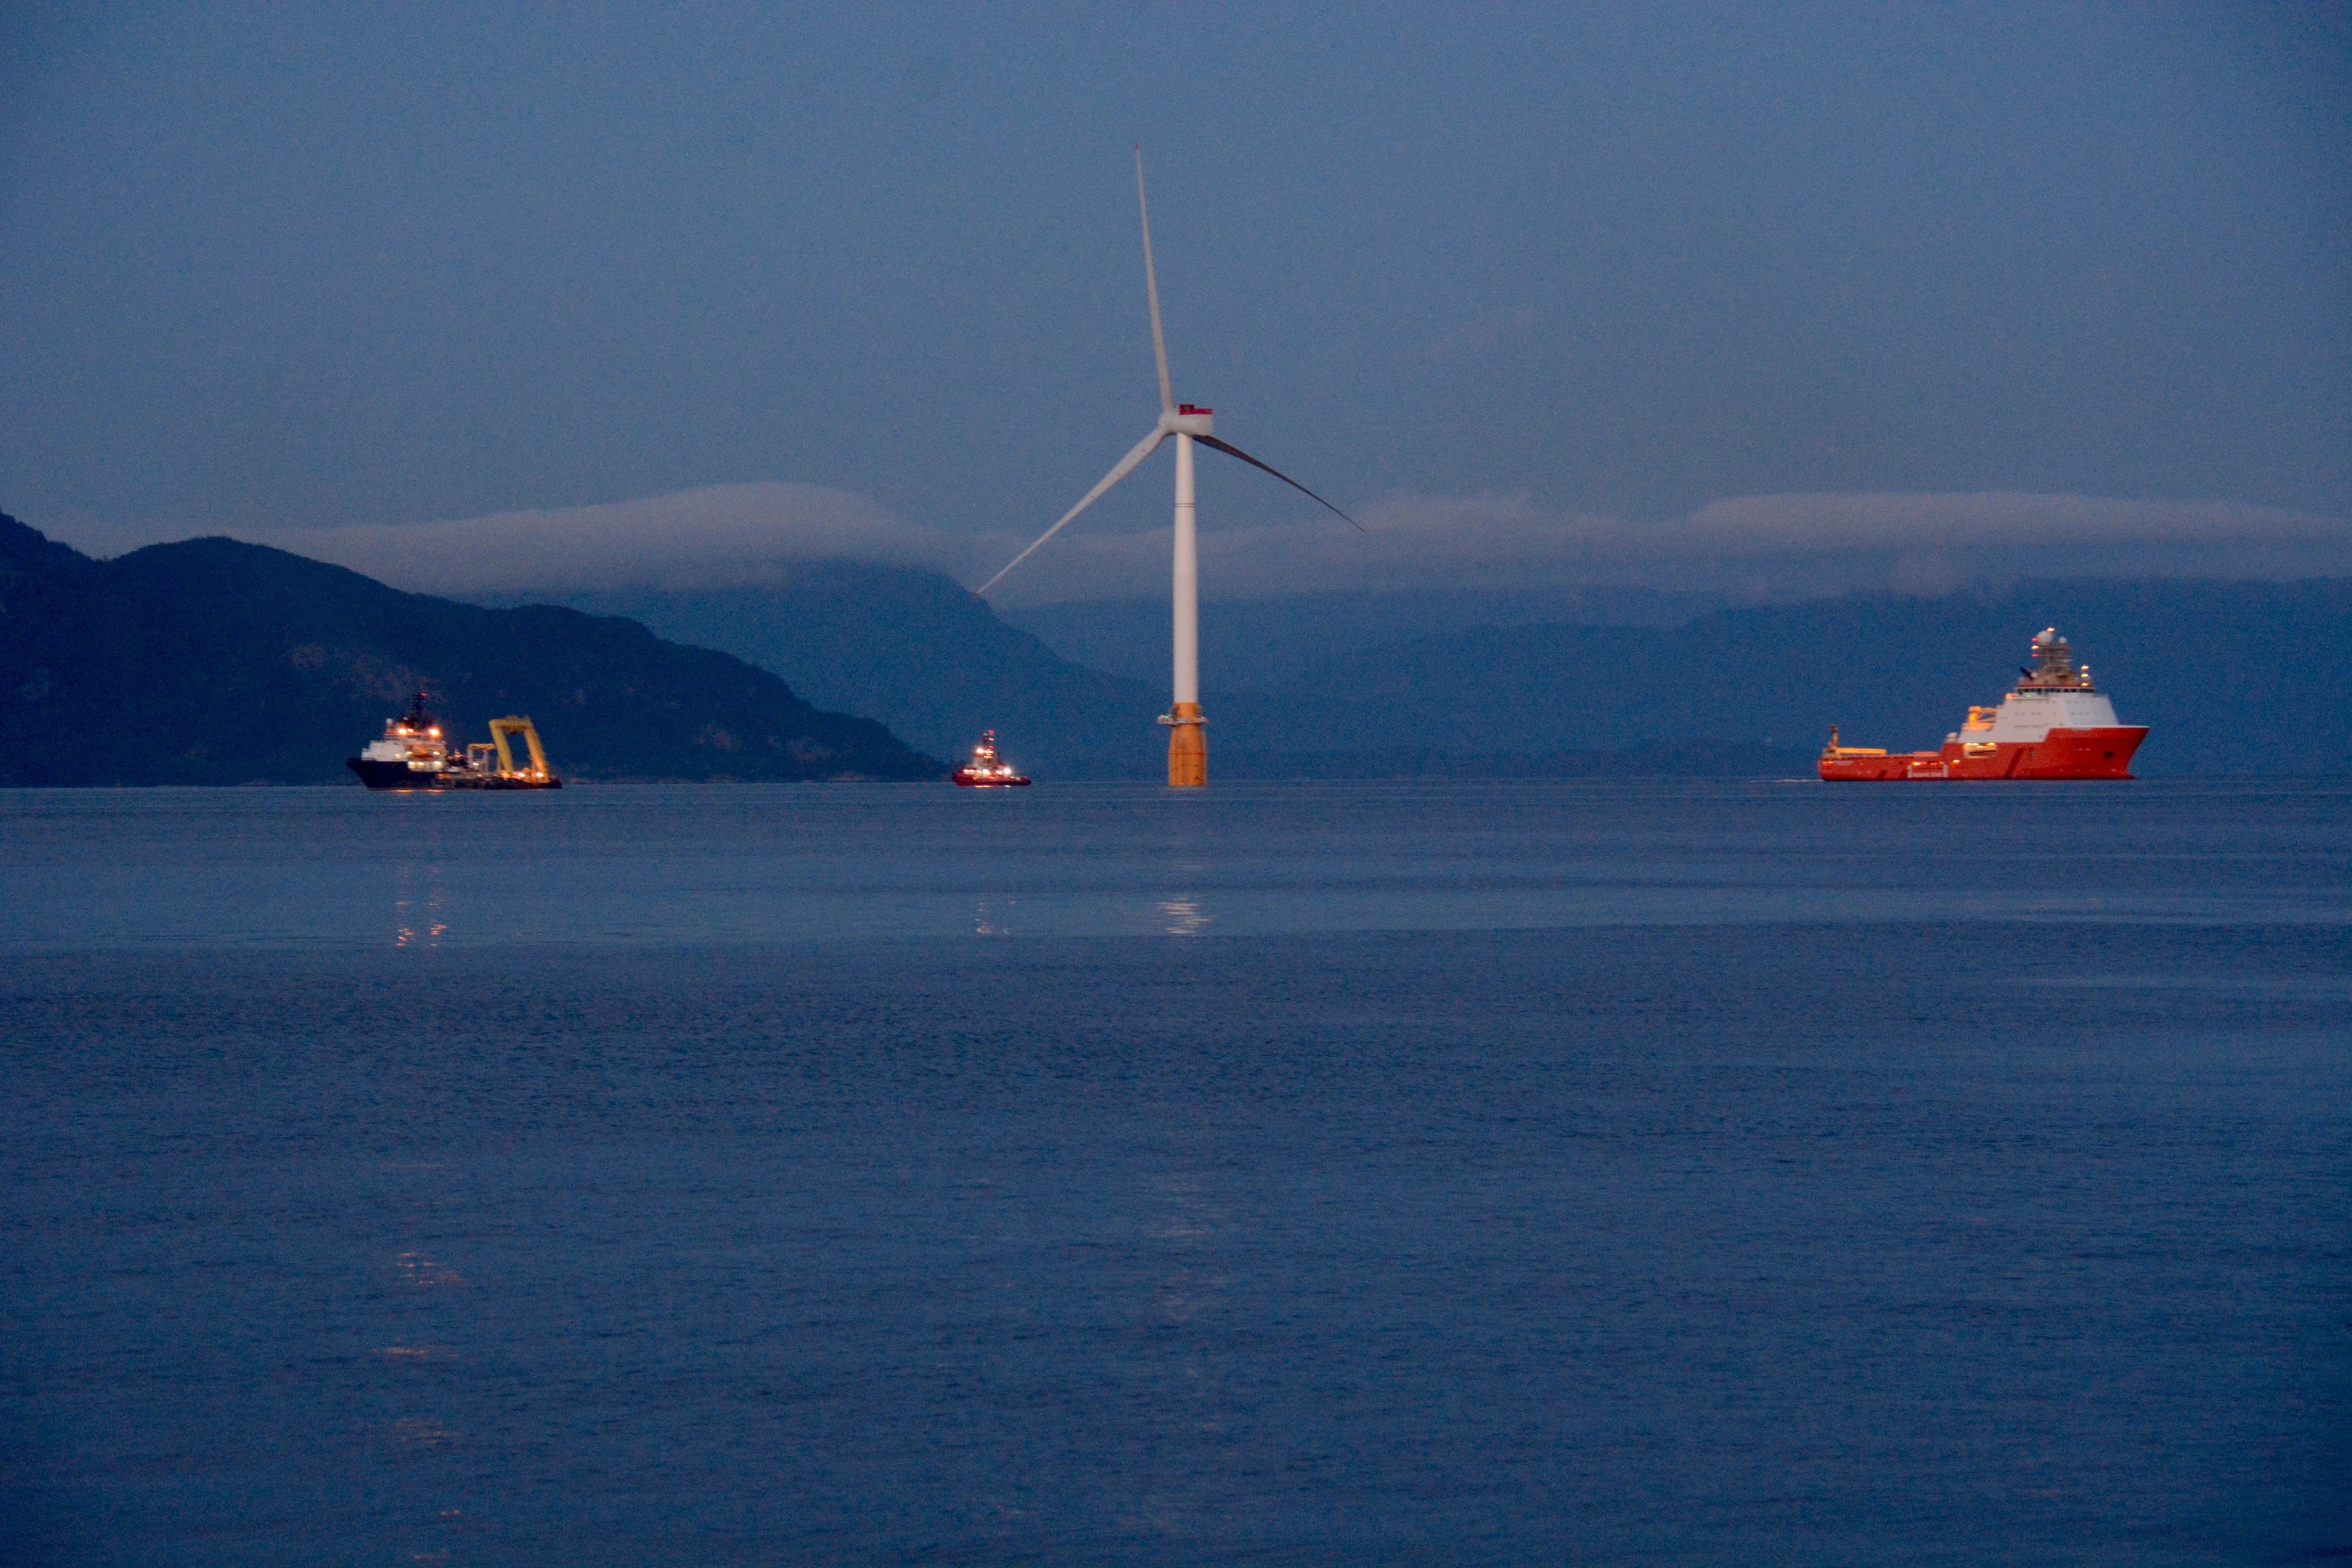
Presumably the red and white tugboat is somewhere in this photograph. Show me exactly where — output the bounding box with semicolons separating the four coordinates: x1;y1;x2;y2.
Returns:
1820;628;2147;781
952;730;1031;788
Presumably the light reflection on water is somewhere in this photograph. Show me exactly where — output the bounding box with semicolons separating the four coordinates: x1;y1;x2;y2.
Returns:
393;1252;462;1288
0;778;2345;1564
391;862;448;949
1;779;2341;952
1157;897;1210;936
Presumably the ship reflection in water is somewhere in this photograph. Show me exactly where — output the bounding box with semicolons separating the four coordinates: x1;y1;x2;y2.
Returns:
391;864;446;949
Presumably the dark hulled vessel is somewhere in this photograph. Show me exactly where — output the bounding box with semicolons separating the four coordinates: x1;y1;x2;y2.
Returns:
348;695;563;791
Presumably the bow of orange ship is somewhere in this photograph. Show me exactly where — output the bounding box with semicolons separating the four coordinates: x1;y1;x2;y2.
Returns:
1820;628;2147;781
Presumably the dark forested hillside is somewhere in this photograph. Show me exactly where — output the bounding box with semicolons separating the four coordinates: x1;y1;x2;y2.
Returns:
539;565;1167;780
0;516;943;785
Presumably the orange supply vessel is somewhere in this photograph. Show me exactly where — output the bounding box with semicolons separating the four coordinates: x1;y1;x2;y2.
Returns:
1820;628;2147;781
953;730;1031;788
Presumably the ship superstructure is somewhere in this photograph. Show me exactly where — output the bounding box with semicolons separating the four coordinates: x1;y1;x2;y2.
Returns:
1820;629;2147;780
348;693;455;788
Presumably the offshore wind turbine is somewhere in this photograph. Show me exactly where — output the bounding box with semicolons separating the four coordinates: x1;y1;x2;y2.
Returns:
975;147;1356;787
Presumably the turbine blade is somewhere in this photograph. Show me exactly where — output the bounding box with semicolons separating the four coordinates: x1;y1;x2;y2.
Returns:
973;428;1168;596
1195;435;1363;530
1135;146;1175;416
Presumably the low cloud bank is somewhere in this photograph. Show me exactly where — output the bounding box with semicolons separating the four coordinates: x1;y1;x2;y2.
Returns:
1140;490;2352;603
52;483;2352;606
239;484;981;596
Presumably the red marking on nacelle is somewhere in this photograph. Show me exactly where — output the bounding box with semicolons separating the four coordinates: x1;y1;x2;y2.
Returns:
1179;404;1212;415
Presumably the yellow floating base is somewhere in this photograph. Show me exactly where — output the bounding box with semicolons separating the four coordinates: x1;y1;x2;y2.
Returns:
1166;702;1206;788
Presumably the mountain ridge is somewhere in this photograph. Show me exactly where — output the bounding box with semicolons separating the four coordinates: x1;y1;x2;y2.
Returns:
16;509;2343;784
0;515;944;785
569;565;2352;777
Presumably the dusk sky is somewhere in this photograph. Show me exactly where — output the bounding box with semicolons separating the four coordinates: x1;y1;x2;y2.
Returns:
4;3;2346;600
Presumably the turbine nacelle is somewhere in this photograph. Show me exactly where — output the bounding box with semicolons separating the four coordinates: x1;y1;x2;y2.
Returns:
970;144;1356;679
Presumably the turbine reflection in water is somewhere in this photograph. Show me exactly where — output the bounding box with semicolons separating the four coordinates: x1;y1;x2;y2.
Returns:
1158;898;1210;936
1157;857;1214;935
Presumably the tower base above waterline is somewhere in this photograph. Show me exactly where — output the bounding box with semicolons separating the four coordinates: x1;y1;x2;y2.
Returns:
1162;703;1207;787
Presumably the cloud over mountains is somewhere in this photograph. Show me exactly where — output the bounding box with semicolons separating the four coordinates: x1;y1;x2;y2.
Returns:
51;483;2352;607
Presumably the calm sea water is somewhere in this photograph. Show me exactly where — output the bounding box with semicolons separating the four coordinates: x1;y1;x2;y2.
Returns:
3;780;2345;1565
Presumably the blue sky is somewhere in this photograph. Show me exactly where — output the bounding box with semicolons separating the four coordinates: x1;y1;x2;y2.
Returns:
2;2;2345;597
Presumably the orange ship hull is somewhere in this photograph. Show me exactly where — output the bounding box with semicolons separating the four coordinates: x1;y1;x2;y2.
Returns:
1819;726;2147;781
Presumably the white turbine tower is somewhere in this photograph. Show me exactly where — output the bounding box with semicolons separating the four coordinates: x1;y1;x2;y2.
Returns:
975;147;1355;786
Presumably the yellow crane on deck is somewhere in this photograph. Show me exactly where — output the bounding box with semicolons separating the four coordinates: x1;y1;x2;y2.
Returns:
462;715;560;787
